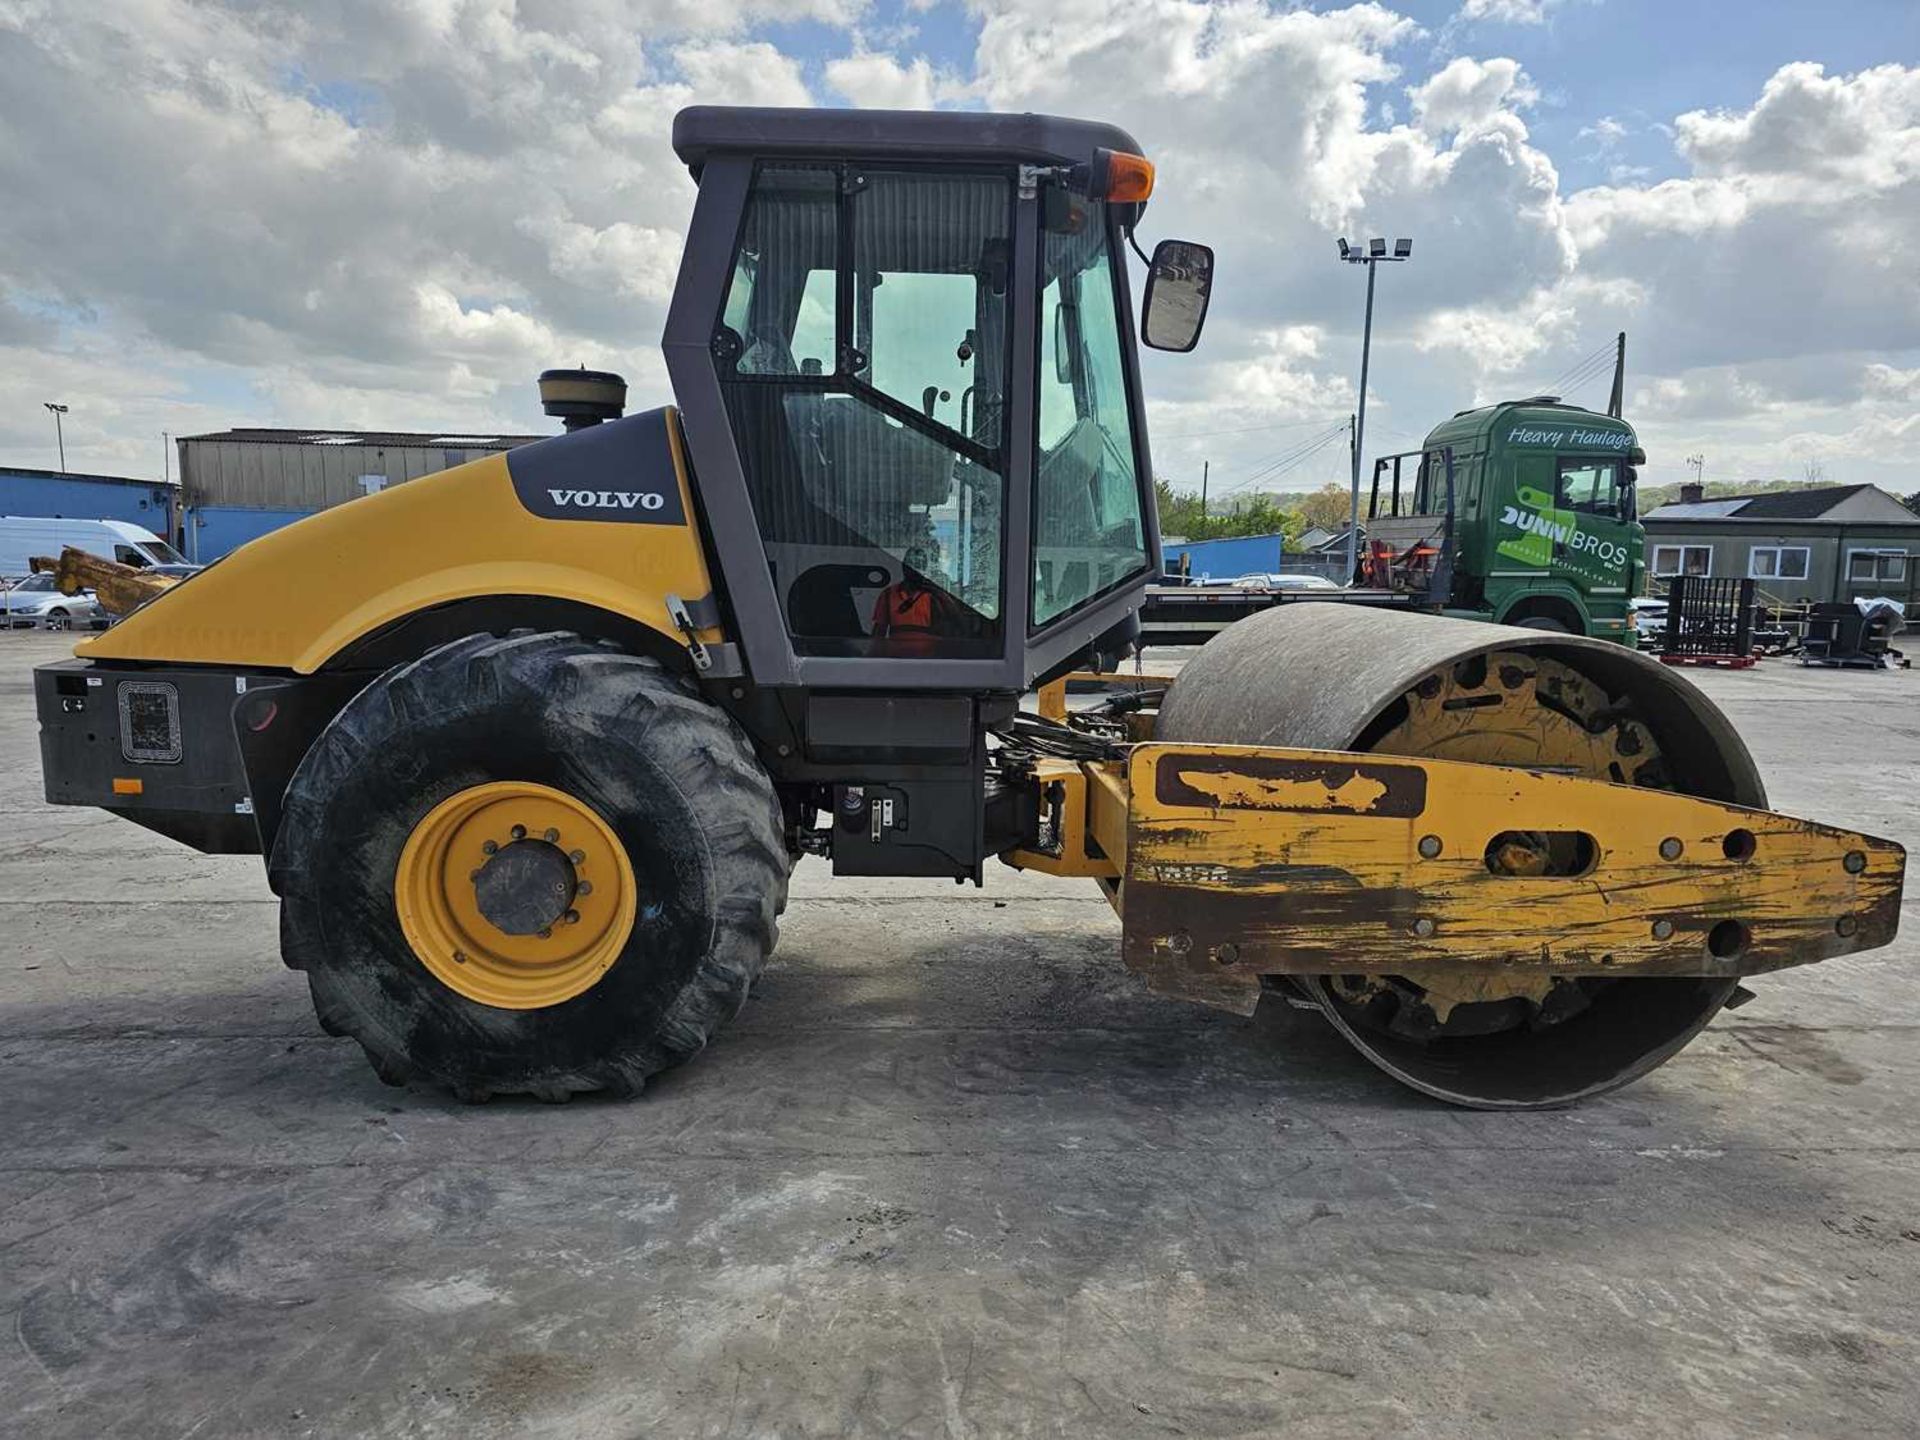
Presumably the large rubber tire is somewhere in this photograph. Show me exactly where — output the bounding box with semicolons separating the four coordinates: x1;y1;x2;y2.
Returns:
272;631;788;1101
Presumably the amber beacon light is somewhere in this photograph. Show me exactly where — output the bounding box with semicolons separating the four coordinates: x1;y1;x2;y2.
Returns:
1093;148;1155;203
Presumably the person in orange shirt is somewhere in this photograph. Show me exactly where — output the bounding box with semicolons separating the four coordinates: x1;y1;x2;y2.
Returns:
871;546;959;654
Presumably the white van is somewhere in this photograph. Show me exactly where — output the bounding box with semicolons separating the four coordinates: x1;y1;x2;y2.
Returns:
0;517;189;580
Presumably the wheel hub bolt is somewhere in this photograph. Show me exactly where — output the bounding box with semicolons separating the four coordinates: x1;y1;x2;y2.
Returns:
569;849;586;865
538;926;553;939
576;881;593;897
510;824;527;841
564;910;581;925
544;827;560;843
481;840;498;855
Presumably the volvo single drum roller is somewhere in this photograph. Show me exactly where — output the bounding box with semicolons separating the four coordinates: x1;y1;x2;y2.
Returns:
34;105;1904;1107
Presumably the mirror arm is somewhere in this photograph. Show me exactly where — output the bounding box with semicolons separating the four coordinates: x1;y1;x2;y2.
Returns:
1124;226;1151;267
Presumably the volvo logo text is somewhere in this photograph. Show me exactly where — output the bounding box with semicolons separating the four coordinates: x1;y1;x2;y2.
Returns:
546;488;667;512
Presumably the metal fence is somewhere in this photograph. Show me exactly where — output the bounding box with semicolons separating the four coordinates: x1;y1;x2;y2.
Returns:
1661;575;1755;659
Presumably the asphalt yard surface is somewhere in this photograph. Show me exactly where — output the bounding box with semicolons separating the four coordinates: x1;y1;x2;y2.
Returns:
2;629;1917;1437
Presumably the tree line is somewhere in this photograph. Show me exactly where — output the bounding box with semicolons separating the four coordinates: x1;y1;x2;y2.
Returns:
1159;476;1920;539
1153;479;1355;545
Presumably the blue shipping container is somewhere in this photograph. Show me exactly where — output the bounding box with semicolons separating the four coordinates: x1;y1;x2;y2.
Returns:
1161;533;1288;580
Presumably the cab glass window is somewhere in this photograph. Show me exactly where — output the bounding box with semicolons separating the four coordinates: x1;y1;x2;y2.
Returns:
1411;450;1453;516
715;165;1012;658
1032;200;1149;627
1556;458;1622;518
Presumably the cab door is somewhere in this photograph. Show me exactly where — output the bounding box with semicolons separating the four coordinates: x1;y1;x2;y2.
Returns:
1548;455;1634;594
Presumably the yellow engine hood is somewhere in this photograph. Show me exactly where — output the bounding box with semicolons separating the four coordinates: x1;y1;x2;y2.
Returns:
79;408;715;673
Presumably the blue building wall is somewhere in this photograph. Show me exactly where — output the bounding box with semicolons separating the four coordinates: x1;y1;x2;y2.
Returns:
1161;533;1288;579
1;468;176;534
187;506;317;561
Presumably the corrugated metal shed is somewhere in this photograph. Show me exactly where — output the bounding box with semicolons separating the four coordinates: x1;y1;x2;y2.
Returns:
177;428;547;510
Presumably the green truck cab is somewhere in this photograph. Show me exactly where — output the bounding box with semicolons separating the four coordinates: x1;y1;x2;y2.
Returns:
1366;397;1643;643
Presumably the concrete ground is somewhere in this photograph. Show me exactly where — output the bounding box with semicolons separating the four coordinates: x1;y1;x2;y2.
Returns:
2;628;1917;1439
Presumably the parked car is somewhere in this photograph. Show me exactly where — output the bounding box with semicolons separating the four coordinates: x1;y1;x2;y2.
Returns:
2;573;102;630
1630;596;1668;643
1232;572;1344;592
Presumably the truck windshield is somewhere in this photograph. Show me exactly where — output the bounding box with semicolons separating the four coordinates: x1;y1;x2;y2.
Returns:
1556;458;1625;520
1032;200;1149;627
715;164;1012;659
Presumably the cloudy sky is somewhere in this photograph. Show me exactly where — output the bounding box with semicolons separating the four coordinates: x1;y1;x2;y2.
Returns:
1;0;1916;502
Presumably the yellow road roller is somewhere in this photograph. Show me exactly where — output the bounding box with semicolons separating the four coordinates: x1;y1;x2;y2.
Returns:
34;106;1904;1107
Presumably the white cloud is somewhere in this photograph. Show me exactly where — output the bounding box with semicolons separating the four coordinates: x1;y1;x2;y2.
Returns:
673;41;814;108
1863;362;1920;403
1456;0;1556;22
1560;61;1920;373
1675;62;1920;186
1411;56;1538;136
0;2;1913;499
826;48;949;109
0;2;828;471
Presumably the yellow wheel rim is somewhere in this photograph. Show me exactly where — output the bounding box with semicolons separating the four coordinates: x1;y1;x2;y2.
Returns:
394;781;638;1010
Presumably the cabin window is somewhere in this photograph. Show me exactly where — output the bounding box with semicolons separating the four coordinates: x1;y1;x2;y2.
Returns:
1847;549;1908;584
1748;546;1809;581
1555;458;1623;519
714;163;1014;659
1651;544;1711;578
1408;450;1452;516
1031;198;1150;627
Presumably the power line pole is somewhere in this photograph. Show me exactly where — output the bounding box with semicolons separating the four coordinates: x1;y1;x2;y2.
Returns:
1200;460;1209;520
1337;236;1412;584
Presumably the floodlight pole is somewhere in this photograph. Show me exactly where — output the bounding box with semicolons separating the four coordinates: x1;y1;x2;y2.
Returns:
1337;239;1411;584
1347;259;1378;584
44;402;69;473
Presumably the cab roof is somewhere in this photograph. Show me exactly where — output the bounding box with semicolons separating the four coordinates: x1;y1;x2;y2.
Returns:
672;105;1144;175
1424;397;1637;450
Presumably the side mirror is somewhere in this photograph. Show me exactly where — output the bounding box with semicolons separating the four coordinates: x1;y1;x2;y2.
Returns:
1140;239;1214;353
